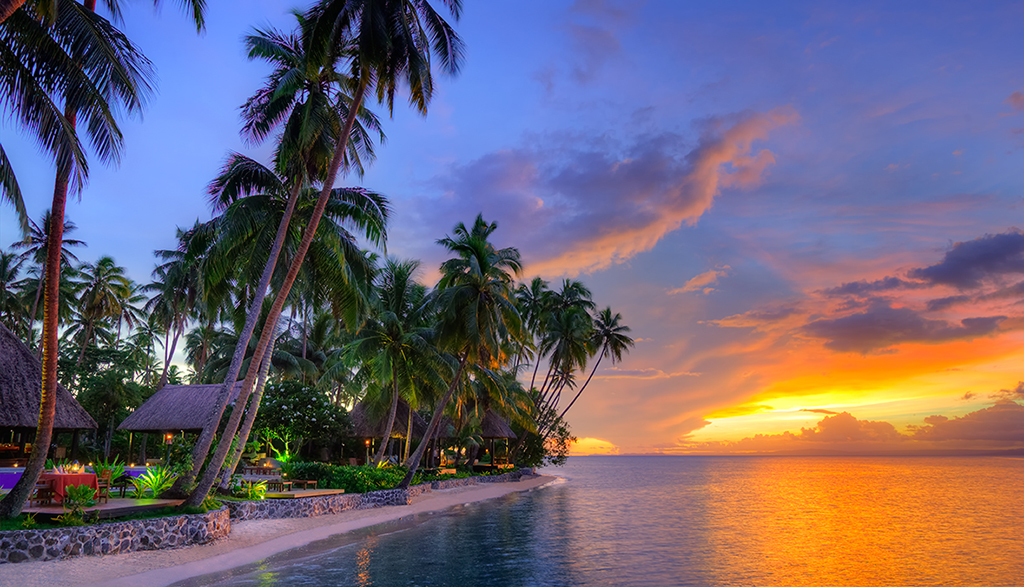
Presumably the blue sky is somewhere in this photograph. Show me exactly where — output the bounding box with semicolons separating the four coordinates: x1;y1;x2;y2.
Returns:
5;0;1024;454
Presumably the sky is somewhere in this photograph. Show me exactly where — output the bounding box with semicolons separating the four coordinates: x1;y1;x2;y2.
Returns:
4;0;1024;455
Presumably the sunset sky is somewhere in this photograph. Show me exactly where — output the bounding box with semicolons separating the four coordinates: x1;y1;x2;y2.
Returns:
4;0;1024;455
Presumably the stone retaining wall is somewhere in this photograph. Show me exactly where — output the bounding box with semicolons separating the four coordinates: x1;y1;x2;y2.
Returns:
0;506;230;564
226;487;417;521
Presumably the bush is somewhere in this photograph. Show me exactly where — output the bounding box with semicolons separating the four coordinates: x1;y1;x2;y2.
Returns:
282;462;408;493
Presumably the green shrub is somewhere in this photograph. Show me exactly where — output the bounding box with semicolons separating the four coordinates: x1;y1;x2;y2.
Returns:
131;465;176;498
89;455;125;482
281;462;408;493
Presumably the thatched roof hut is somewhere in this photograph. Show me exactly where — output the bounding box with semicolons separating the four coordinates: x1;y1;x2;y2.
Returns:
0;323;96;431
350;400;428;439
118;381;245;433
480;410;517;439
435;410;517;439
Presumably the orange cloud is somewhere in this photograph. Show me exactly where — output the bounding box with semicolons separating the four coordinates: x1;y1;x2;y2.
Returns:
668;266;732;295
571;437;620;455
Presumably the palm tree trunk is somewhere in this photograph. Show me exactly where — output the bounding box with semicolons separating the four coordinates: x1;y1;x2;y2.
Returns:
173;177;305;497
217;336;276;491
157;320;183;390
183;80;368;508
403;407;412;462
398;354;467;489
543;346;606;439
373;372;400;465
0;108;74;518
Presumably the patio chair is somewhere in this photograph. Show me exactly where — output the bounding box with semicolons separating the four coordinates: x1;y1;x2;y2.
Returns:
29;479;54;506
113;474;133;497
96;470;112;504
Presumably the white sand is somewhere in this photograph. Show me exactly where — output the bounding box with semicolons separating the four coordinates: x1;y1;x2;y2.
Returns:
0;475;555;587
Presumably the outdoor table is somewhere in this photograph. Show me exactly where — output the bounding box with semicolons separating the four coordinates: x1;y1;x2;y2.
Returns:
291;479;318;490
39;472;98;503
266;479;292;492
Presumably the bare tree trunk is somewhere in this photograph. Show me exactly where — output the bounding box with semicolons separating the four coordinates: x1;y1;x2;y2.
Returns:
373;372;400;465
156;320;183;390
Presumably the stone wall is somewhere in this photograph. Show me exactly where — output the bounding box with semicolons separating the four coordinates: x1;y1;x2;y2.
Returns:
0;506;230;565
226;487;417;521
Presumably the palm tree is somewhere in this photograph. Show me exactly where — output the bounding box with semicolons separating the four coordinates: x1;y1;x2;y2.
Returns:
0;0;153;519
177;11;387;498
0;251;24;332
347;258;440;465
10;210;85;336
72;256;134;366
545;307;633;437
398;215;522;489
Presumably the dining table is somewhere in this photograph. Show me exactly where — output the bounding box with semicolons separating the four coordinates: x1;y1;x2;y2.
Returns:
38;471;99;503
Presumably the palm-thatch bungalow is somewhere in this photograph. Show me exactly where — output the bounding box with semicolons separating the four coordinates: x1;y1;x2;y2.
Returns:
349;400;428;463
117;381;245;435
0;324;96;466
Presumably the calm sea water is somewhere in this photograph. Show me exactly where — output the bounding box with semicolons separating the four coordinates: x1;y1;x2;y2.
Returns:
181;456;1024;586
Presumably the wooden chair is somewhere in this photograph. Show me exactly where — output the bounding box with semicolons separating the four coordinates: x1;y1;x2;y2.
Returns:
96;470;112;504
29;479;54;506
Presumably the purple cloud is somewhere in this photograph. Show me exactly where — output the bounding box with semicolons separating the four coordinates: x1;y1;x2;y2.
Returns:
908;229;1024;289
802;302;1005;353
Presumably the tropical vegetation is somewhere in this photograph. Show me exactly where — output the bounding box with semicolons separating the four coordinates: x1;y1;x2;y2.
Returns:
0;0;633;520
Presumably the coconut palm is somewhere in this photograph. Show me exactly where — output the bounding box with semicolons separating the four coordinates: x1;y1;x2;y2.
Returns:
71;256;134;366
398;215;522;488
0;0;153;520
346;258;441;465
0;251;24;332
545;307;634;437
10;210;85;335
178;11;387;498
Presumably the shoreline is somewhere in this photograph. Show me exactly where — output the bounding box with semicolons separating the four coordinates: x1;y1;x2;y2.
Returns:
0;474;557;587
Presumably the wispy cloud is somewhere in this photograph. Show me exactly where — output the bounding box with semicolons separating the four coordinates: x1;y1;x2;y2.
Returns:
668;266;731;295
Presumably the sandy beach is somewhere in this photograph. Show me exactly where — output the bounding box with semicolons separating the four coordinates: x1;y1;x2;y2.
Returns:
0;475;555;587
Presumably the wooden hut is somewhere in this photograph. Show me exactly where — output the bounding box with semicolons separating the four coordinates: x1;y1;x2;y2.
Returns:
117;381;245;434
350;400;428;463
0;324;97;465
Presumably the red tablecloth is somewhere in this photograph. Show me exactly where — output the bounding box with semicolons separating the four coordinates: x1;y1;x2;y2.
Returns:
39;472;98;503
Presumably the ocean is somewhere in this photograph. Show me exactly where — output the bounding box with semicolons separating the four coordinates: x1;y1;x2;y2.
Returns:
180;456;1024;586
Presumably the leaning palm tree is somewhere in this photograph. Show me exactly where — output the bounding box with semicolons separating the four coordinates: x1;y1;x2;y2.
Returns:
176;12;387;498
398;215;522;489
543;307;633;438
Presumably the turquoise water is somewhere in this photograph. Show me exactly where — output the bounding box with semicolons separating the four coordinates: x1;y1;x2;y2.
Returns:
181;456;1024;586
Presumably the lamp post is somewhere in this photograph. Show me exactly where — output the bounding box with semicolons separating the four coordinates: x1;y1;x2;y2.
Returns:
365;439;371;465
164;433;173;465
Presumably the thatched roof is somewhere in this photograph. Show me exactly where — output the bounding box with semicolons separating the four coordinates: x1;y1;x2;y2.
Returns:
118;381;244;433
350;400;428;439
0;323;96;430
435;410;517;439
480;410;517;439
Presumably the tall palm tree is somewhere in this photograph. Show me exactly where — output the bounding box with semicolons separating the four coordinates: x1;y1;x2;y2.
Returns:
0;0;154;520
71;256;133;366
398;215;522;488
10;210;85;336
177;11;386;498
347;258;440;464
545;307;633;437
